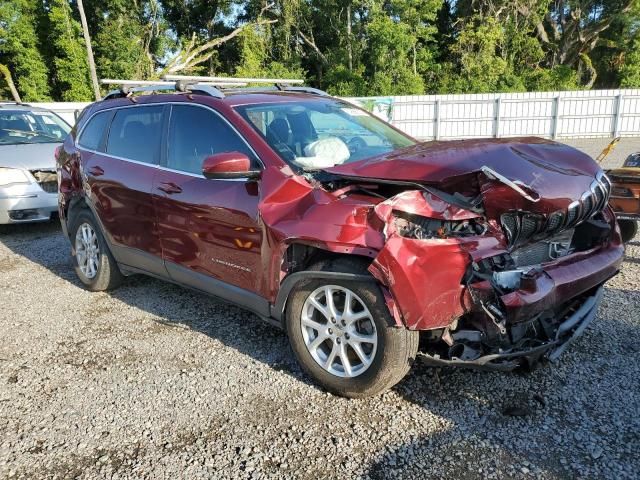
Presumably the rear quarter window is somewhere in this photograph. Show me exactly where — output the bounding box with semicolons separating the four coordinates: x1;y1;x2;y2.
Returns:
78;111;111;151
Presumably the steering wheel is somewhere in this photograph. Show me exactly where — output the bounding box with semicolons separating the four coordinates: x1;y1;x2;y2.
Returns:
347;136;367;153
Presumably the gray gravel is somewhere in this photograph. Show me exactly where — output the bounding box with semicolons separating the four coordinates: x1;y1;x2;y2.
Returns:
1;138;639;479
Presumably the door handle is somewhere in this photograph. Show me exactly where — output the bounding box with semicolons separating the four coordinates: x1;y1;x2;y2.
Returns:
88;166;104;176
157;182;182;195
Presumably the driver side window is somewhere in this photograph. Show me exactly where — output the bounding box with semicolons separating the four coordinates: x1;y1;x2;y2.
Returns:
167;105;257;175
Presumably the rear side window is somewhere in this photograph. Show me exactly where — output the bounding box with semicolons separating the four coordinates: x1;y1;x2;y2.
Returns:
107;106;163;164
167;105;257;175
78;111;110;151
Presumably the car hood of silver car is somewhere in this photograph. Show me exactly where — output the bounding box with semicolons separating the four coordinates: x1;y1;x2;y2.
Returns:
0;142;62;170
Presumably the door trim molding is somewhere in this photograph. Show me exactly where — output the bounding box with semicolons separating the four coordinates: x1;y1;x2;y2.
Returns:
165;261;271;318
111;244;168;278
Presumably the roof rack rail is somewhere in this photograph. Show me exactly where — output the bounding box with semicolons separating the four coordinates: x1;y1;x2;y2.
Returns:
162;75;328;96
162;74;304;85
277;86;329;96
99;75;328;101
100;79;244;101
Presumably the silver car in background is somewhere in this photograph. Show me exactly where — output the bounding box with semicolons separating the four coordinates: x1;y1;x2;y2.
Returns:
0;102;71;224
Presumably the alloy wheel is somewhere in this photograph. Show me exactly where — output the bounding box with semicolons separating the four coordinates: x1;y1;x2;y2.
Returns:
75;222;100;280
300;285;378;378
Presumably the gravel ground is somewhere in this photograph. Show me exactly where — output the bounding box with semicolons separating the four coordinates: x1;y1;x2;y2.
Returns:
1;138;639;479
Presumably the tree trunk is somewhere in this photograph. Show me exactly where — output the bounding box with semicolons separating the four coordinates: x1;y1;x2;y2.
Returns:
413;43;417;75
0;64;21;102
347;2;353;72
76;0;101;100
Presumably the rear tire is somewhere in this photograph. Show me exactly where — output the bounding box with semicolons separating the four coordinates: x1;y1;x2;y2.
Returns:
619;219;638;243
285;259;418;398
69;209;123;291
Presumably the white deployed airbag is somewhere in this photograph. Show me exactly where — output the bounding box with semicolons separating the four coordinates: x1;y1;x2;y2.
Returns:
293;137;350;168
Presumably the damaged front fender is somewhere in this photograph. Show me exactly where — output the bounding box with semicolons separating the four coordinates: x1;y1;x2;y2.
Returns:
369;235;472;329
368;189;485;330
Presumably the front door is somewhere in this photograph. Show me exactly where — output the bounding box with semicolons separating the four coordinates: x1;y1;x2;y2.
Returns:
82;104;166;276
153;104;264;300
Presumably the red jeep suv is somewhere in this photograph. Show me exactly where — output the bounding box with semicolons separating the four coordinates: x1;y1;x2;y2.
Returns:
57;79;624;397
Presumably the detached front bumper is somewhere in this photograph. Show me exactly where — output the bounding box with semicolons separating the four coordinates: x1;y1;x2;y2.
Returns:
0;184;57;224
418;288;603;371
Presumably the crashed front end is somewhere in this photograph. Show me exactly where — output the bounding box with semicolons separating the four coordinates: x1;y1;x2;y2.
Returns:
347;167;625;371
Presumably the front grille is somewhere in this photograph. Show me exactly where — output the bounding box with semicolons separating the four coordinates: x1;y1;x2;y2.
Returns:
582;194;593;216
501;213;518;244
500;212;545;248
510;229;574;267
9;209;42;220
566;202;579;225
30;170;57;194
511;241;551;267
520;214;540;238
592;183;604;211
500;173;611;248
546;211;564;232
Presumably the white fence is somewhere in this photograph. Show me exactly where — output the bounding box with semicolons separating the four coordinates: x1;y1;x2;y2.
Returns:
34;88;640;140
350;89;640;140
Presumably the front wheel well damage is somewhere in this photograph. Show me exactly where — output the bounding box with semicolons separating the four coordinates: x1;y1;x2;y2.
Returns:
282;243;374;276
272;244;378;324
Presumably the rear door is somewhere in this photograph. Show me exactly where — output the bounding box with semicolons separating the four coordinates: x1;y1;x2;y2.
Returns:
153;103;264;299
81;104;167;276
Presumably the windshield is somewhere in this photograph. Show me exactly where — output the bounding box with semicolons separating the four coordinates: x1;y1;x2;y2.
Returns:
0;110;71;145
234;99;416;169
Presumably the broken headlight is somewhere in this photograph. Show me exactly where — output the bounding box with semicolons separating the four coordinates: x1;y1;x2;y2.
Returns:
394;211;487;239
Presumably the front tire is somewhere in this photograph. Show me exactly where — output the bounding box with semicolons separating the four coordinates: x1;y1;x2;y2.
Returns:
285;260;418;398
69;209;123;291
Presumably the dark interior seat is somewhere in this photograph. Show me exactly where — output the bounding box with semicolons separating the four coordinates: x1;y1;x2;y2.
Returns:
267;118;291;145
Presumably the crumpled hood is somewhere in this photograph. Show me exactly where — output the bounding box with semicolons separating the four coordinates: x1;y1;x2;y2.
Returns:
0;142;61;170
325;137;600;203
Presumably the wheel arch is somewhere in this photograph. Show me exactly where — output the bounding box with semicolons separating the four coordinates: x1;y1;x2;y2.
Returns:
270;243;379;324
65;196;91;238
270;270;377;323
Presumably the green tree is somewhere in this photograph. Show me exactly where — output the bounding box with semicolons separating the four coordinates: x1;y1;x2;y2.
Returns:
2;0;638;100
535;0;637;88
44;0;93;100
621;32;640;87
94;17;150;80
437;15;514;93
323;66;368;96
365;13;422;95
0;0;51;101
234;24;304;79
82;0;165;81
162;0;239;74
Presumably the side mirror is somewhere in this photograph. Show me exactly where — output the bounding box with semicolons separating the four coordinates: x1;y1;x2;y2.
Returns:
202;152;260;180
